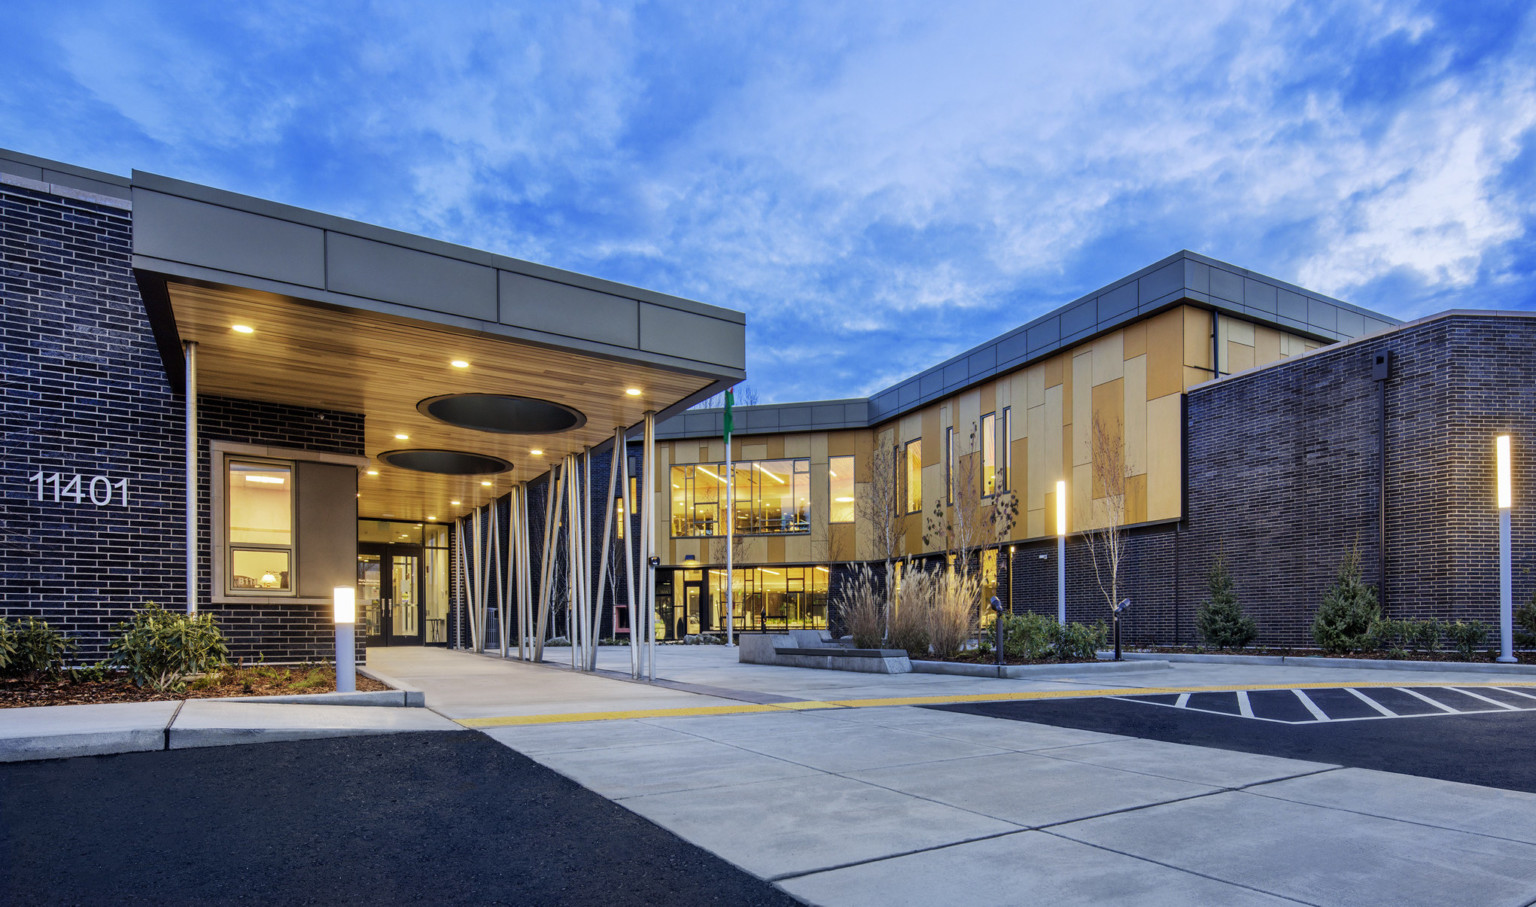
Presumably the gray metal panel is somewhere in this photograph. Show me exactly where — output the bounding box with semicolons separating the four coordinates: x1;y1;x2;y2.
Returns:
919;370;944;397
1337;309;1365;336
1061;300;1096;336
1308;298;1338;332
327;232;496;321
499;271;639;348
1183;258;1209;295
871;391;898;420
747;408;781;430
686;413;716;436
639;302;747;369
1139;262;1182;304
297;461;358;599
843;401;867;423
1209;267;1243;304
1277;289;1307;322
1;159;43;180
1243;278;1277;314
43;169;128;199
812;404;844;424
1099;281;1138;319
897;382;918;407
967;346;996;376
1026;317;1060;351
943;361;967;389
1363;317;1392;334
133;189;326;288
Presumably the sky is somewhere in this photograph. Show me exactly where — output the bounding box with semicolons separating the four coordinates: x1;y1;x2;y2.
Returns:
3;1;1533;404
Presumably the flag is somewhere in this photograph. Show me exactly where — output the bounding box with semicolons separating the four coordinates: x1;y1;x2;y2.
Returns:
723;388;734;444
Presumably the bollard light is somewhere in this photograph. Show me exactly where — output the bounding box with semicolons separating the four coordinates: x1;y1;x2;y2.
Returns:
334;586;357;692
1496;436;1515;663
1056;479;1067;625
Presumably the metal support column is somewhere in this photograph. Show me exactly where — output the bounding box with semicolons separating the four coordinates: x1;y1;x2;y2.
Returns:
184;341;198;615
643;410;657;681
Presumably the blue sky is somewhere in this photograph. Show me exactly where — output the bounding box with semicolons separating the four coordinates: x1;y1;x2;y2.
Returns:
4;1;1533;404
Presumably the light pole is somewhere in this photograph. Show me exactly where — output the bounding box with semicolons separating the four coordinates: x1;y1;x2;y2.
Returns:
334;586;357;692
1056;479;1066;625
1496;435;1516;664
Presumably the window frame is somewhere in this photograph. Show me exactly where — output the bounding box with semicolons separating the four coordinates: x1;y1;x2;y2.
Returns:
670;457;812;538
905;439;922;514
224;456;297;597
981;411;997;498
828;455;855;524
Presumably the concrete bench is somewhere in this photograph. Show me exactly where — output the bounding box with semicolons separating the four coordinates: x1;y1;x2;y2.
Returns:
738;632;912;674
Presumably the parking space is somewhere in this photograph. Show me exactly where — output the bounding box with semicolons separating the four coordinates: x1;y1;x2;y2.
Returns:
1114;685;1536;724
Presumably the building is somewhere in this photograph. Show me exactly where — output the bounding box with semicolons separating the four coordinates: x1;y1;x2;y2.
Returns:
3;148;1529;660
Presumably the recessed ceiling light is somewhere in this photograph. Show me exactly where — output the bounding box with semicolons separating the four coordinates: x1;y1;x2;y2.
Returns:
451;360;469;368
366;470;379;476
450;500;460;505
427;516;435;521
480;480;492;486
394;433;409;440
625;388;642;396
529;449;543;456
231;324;254;334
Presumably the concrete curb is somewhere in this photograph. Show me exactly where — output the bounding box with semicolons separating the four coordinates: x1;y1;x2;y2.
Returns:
358;667;429;705
232;689;426;707
911;659;1174;678
1122;651;1536;674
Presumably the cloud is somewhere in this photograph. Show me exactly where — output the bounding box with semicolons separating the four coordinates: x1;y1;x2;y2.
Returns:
2;0;1533;404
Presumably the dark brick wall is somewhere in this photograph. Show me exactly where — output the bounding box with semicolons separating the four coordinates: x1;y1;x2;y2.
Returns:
1;181;184;662
197;393;366;663
1184;314;1536;646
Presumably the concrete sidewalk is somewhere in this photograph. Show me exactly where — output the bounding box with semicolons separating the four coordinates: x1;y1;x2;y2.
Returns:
373;646;1536;906
0;693;462;762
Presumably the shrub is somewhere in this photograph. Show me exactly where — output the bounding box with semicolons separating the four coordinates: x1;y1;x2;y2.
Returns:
0;617;76;679
1054;621;1108;661
928;571;980;660
888;570;935;657
1195;556;1257;649
836;564;885;649
109;602;229;692
1312;546;1380;654
1407;618;1442;654
1445;620;1489;661
1516;595;1536;648
1000;612;1056;661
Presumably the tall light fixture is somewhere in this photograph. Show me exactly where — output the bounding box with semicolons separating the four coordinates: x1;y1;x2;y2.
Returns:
1056;479;1067;625
335;586;357;692
1496;435;1515;663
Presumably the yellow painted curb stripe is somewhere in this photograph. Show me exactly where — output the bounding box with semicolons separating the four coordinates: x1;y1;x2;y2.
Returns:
457;679;1536;728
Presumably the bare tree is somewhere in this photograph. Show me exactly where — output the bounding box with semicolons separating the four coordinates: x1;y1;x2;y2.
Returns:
923;422;1018;585
857;432;907;624
1083;413;1128;614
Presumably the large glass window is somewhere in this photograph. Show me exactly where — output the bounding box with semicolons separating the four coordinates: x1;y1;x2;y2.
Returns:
228;460;293;592
829;456;855;523
982;412;997;497
945;427;954;505
1003;407;1013;491
671;459;810;536
905;440;922;514
713;565;829;632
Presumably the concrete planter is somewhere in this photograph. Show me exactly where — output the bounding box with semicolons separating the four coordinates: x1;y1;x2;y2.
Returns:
910;659;1173;679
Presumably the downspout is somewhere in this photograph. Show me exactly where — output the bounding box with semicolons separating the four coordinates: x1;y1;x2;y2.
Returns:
184;340;198;615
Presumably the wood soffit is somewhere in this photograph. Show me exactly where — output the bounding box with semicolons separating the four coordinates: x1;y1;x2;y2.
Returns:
168;281;713;524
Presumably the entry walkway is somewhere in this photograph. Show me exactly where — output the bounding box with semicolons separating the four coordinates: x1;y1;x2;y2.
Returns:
371;646;1536;906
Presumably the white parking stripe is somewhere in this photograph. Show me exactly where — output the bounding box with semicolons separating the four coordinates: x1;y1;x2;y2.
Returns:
1452;688;1519;710
1175;693;1190;708
1495;686;1536;702
1237;690;1254;718
1292;689;1330;721
1344;686;1397;717
1397;687;1457;713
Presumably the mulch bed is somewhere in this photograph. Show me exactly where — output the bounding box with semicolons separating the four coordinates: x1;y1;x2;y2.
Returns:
1;665;389;709
926;652;1099;666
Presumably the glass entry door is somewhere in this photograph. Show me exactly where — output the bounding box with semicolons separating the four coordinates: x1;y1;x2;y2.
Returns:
359;543;423;647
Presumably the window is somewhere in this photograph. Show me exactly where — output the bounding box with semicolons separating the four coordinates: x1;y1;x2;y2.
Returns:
945;427;954;505
982;412;997;497
227;459;294;593
1003;407;1013;491
829;456;855;523
671;459;810;536
905;439;922;514
615;495;625;539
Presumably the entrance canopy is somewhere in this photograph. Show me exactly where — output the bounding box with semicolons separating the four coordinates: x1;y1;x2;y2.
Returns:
129;170;745;524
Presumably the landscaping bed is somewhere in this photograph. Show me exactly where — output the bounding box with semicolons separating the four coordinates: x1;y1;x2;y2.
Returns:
1130;645;1536;665
1;664;389;709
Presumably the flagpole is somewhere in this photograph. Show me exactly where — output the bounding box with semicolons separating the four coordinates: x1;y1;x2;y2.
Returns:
725;389;735;647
